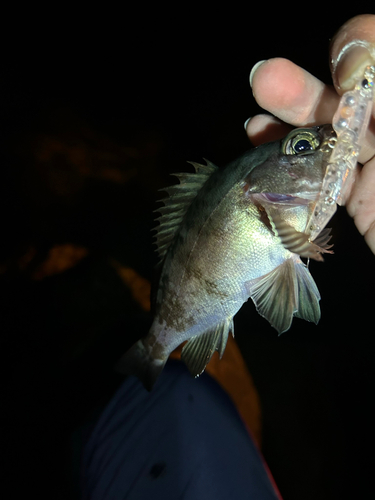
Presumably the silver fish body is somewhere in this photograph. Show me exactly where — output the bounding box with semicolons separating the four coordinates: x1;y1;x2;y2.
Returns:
117;125;335;389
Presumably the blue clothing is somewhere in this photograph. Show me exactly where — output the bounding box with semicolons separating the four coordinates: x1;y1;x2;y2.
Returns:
81;360;281;499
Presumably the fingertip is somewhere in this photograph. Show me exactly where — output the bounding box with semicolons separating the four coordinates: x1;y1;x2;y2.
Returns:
249;57;338;126
330;15;375;92
243;117;252;132
245;114;293;146
250;58;313;122
249;60;267;88
334;43;375;93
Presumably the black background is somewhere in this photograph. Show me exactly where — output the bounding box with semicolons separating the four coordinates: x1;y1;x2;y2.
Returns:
1;9;374;500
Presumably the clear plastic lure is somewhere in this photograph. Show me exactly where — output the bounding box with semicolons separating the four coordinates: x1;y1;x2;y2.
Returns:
308;64;375;240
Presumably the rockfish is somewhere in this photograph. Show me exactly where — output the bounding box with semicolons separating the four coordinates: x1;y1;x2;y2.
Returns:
117;125;335;389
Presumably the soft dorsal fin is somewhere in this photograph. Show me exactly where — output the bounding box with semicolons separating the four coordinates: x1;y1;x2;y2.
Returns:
181;317;234;377
153;159;218;262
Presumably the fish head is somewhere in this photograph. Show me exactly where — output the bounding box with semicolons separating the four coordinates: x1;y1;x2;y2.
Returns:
246;124;336;200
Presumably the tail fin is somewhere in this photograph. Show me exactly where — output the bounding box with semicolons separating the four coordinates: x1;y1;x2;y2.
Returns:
115;339;167;391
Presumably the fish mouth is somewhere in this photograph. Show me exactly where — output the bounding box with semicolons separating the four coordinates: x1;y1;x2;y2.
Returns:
320;135;337;153
254;192;319;206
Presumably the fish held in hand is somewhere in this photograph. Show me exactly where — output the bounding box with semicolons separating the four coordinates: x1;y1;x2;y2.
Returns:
117;125;335;390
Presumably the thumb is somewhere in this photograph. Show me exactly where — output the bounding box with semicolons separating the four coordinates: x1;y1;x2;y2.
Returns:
330;14;375;93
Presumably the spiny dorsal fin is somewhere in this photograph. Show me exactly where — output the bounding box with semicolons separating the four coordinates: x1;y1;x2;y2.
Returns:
181;317;234;377
153;159;218;262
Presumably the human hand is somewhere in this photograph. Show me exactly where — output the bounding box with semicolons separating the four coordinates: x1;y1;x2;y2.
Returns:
245;14;375;253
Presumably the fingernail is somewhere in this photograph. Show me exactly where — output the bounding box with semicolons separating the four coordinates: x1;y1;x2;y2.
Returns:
244;117;252;131
249;60;267;88
334;41;375;91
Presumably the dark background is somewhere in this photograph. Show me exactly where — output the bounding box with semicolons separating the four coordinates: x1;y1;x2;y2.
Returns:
1;10;374;500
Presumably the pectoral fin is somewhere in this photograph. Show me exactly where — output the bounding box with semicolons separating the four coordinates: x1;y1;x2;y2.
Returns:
266;211;333;262
181;318;234;377
249;193;333;261
247;257;321;334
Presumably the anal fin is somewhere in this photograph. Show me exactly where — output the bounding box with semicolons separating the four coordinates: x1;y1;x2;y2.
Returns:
181;318;234;377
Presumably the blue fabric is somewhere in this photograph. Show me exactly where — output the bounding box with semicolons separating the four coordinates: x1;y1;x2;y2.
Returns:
81;360;280;499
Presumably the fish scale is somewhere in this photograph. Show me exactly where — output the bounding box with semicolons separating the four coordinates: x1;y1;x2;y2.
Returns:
116;125;335;390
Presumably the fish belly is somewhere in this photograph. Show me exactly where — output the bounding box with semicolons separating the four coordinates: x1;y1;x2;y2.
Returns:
149;197;287;357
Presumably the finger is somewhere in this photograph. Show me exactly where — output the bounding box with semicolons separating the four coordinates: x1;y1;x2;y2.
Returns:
250;58;339;127
329;14;375;164
330;14;375;93
245;114;293;146
250;55;375;164
346;156;375;254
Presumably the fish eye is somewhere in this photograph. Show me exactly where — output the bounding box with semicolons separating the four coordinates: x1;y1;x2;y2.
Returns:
282;128;320;155
293;139;313;153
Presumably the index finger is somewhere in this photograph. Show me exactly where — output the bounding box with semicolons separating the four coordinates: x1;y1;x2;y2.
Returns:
249;58;375;163
250;58;339;127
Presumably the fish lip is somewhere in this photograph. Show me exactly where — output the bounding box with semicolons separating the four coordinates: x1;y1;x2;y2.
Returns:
293;179;323;194
296;191;321;201
317;124;337;148
253;191;320;205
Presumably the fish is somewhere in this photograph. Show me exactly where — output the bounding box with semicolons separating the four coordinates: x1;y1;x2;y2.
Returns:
116;124;336;390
